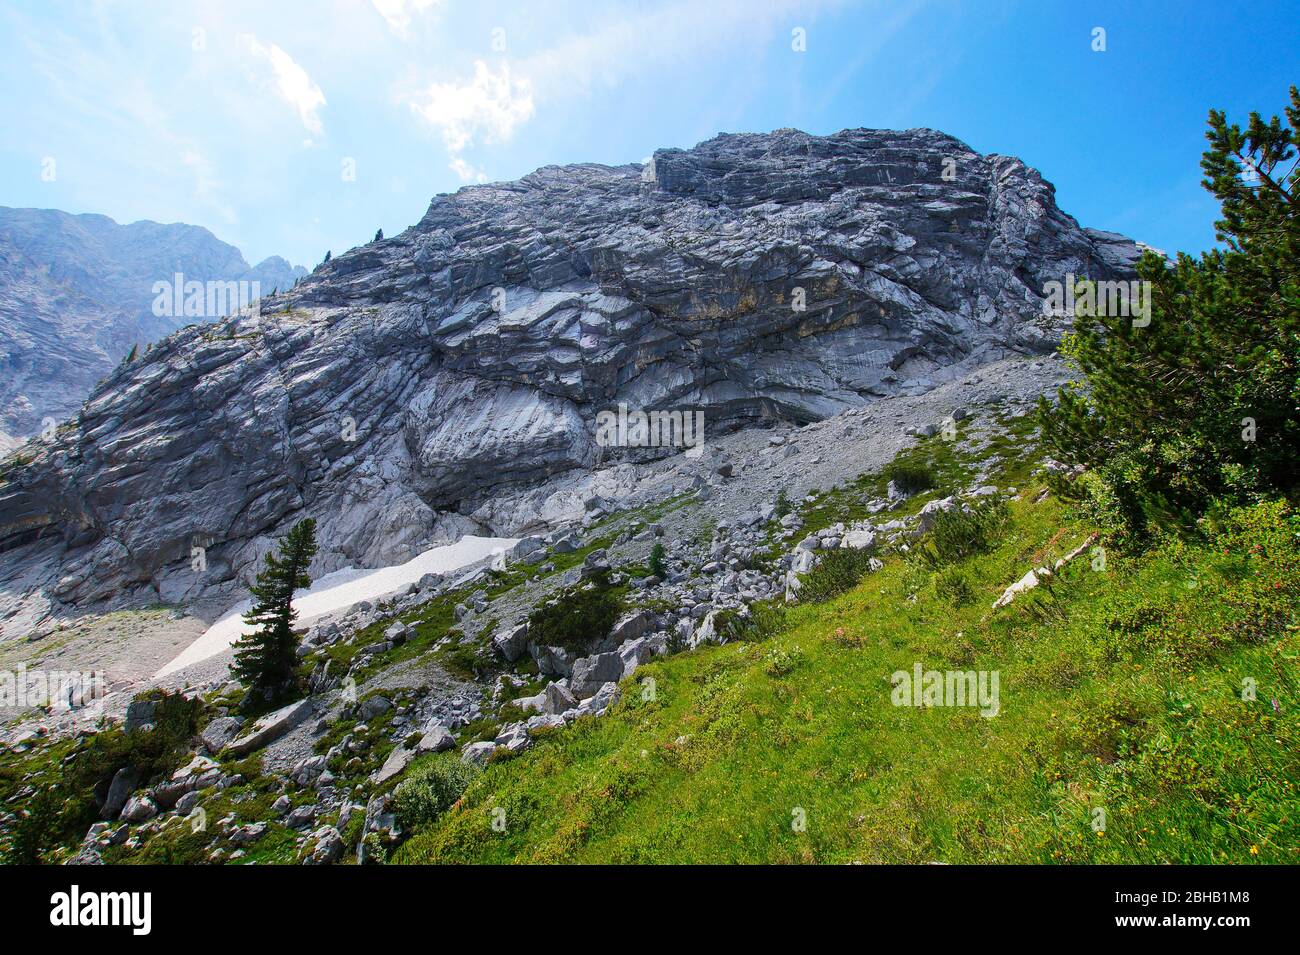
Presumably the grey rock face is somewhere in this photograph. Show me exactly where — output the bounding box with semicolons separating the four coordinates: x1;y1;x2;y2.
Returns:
119;793;157;823
199;715;243;754
492;622;530;662
569;652;625;699
416;722;455;753
460;740;496;766
0;207;304;446
225;698;314;757
543;680;577;715
0;128;1137;609
101;766;141;820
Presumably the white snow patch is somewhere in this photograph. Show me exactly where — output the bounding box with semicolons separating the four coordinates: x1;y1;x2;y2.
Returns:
155;535;518;678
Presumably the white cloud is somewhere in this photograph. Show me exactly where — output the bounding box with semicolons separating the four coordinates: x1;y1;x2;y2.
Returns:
238;33;326;138
448;157;488;183
371;0;442;39
408;60;534;180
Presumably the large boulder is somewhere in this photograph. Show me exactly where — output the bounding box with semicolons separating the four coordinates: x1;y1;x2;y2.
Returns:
416;722;456;754
543;681;577;715
119;794;157;823
917;496;957;533
230;822;268;847
492;622;530;663
460;741;496;767
617;637;653;677
597;609;655;652
569;652;625;699
101;767;141;821
360;695;393;719
199;716;244;754
225;698;315;757
791;549;818;574
305;826;344;865
510;536;546;563
513;691;546;714
530;644;578;677
374;746;415;784
689;610;722;648
123;699;157;733
494;722;531;753
841;528;876;551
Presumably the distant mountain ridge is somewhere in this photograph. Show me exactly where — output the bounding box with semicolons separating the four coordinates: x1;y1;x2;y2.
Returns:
0;207;305;449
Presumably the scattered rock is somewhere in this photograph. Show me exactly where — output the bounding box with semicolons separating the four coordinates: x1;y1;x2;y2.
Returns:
416;722;456;754
120;794;158;823
200;716;244;754
543;681;577;715
460;741;496;767
492;622;530;662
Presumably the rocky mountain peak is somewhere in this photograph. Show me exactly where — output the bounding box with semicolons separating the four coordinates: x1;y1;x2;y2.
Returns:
0;126;1139;617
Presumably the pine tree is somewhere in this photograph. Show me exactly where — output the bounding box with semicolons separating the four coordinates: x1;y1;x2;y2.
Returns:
648;541;666;578
374;228;384;242
1;786;59;864
775;488;792;518
233;518;318;702
323;250;332;264
1039;86;1299;544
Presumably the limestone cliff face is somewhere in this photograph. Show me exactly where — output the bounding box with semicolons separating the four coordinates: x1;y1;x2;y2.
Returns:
0;127;1139;608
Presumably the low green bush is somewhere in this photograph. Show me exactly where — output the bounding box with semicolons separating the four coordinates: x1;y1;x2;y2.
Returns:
763;645;803;677
69;690;203;797
527;569;626;652
935;567;975;606
917;499;1010;568
713;603;788;643
884;462;935;495
798;548;880;603
392;754;479;832
774;488;793;517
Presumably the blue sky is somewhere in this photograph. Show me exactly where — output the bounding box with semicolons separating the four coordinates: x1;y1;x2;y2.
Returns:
1;0;1295;267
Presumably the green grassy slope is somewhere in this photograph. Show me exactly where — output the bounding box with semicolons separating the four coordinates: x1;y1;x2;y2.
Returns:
394;492;1299;864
